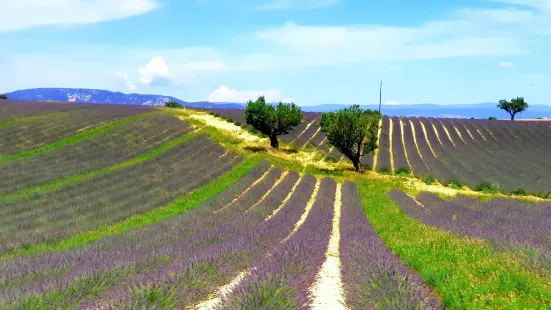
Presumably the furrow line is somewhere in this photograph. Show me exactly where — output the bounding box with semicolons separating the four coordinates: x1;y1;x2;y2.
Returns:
282;178;321;243
310;182;345;309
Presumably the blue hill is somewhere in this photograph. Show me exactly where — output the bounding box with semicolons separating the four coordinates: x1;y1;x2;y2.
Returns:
4;88;244;109
4;88;550;119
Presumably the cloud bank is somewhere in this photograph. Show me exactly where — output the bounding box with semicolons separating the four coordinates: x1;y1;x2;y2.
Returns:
0;0;159;33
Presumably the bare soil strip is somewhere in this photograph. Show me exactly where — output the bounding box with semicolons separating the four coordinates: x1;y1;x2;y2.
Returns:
388;117;395;173
310;182;346;309
282;178;321;243
400;118;415;173
409;120;431;171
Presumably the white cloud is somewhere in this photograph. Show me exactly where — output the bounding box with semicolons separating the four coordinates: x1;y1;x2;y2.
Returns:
500;61;515;67
207;85;283;103
115;71;136;91
0;0;160;33
257;0;340;10
138;56;171;86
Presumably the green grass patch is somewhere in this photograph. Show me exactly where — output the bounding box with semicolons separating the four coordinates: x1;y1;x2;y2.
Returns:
0;112;158;162
356;177;551;309
0;129;200;205
395;167;410;176
475;183;501;194
1;158;261;258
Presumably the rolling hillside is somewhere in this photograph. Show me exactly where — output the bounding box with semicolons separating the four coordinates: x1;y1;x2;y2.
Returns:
371;116;551;196
203;107;551;197
1;100;550;309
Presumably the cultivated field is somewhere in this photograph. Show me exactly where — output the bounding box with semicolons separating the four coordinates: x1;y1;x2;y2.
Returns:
204;109;551;197
1;101;551;309
372;116;551;196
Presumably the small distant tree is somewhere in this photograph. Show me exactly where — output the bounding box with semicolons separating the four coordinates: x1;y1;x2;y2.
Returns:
0;94;7;100
165;101;183;108
245;96;303;148
319;105;382;172
488;116;497;120
497;97;528;120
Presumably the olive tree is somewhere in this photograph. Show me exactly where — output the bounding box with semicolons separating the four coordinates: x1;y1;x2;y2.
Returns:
319;105;382;172
497;97;528;120
0;94;7;100
165;101;183;108
245;96;303;148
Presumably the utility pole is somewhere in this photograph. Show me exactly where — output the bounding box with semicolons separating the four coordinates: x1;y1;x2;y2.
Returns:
378;80;383;113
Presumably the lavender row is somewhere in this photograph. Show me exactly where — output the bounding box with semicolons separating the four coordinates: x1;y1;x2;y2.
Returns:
0;107;149;155
373;116;551;195
401;119;429;176
0;114;191;195
390;116;409;172
375;116;392;172
408;118;456;184
0;162;272;284
0;163;279;306
295;118;321;146
0;100;91;122
0;136;241;253
223;178;336;308
340;182;442;309
389;190;551;271
89;171;307;309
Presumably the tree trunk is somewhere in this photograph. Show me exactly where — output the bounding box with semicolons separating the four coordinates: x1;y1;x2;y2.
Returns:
510;114;515;121
352;158;364;173
270;135;279;148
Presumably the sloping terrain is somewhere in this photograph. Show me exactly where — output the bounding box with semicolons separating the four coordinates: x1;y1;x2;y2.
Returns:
1;102;551;309
371;116;551;196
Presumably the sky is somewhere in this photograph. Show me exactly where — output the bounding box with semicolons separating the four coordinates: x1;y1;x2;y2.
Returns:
0;0;550;106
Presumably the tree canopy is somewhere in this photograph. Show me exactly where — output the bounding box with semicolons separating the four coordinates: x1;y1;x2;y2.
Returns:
244;96;303;148
165;101;183;108
0;94;7;100
319;105;382;172
497;97;528;120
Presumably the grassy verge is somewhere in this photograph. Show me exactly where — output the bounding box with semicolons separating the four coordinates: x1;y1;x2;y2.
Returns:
355;176;551;309
1;158;262;258
0;129;200;204
0;112;158;163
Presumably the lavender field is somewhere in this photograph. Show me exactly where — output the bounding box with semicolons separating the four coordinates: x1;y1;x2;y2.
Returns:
0;163;439;309
3;101;551;309
390;190;551;273
370;116;551;196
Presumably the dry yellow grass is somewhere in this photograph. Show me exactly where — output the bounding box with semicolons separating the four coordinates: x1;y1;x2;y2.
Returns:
283;179;321;243
214;166;273;214
482;124;497;140
247;171;289;211
409;119;431;171
372;118;383;171
388;117;395;173
440;123;456;147
172;108;549;204
452;124;467;144
431;122;445;147
475;128;487;141
400;118;414;173
419;120;437;158
462;125;476;142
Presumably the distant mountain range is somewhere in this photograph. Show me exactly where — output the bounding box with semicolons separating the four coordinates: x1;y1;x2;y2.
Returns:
4;88;244;109
4;88;551;119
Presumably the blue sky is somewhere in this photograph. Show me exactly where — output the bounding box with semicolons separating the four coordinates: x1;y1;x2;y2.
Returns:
0;0;550;106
